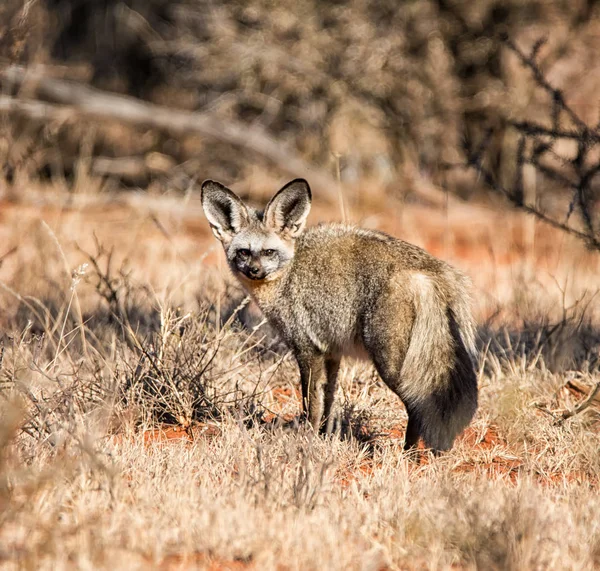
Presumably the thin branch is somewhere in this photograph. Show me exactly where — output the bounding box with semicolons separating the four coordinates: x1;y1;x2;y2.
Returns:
508;120;600;143
464;140;600;249
559;382;600;422
502;36;591;132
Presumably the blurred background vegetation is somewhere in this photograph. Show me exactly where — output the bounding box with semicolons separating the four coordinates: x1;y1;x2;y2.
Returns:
0;0;599;226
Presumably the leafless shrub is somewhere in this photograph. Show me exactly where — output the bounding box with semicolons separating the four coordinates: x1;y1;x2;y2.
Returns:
459;37;600;251
77;237;160;348
480;285;600;374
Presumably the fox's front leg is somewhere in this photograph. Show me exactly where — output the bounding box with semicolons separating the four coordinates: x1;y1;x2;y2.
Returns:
323;357;341;435
297;353;327;431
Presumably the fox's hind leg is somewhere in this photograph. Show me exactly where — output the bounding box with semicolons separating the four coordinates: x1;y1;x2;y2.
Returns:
377;372;425;451
366;344;423;450
403;406;422;450
362;297;423;449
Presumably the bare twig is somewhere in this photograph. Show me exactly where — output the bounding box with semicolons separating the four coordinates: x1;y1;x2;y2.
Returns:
559;382;600;422
502;36;590;132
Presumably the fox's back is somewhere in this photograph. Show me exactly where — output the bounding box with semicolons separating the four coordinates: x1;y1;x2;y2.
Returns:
295;223;448;273
269;224;468;354
288;223;459;298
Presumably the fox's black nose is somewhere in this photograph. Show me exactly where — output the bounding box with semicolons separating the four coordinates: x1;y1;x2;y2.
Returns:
249;265;261;275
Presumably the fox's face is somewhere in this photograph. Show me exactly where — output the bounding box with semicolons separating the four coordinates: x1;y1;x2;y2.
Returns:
201;179;312;282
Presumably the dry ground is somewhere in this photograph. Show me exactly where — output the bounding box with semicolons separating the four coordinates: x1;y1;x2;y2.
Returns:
0;182;599;570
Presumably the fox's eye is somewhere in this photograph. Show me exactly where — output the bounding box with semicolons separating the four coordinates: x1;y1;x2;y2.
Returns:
238;249;251;258
263;249;276;257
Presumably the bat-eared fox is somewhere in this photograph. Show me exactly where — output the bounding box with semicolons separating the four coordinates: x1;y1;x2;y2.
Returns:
201;178;478;452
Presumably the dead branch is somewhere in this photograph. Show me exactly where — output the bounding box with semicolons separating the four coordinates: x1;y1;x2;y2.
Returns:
566;378;600;399
0;66;338;196
533;380;600;424
560;381;600;422
460;146;600;247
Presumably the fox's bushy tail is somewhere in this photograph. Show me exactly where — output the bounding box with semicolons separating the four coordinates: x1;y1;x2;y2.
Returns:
401;272;478;451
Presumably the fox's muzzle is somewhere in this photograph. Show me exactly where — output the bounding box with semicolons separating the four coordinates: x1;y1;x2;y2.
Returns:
243;263;266;280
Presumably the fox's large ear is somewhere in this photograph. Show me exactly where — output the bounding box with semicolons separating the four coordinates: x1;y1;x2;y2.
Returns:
263;179;311;238
201;180;249;244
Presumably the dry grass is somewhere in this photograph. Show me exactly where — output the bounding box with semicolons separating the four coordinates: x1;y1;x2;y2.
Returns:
0;182;599;570
2;4;599;567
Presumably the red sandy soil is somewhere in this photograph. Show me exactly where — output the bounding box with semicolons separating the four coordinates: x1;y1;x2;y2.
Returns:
336;420;599;488
335;425;520;489
453;426;523;483
109;423;221;446
143;551;253;571
109;375;599;487
2;190;598;336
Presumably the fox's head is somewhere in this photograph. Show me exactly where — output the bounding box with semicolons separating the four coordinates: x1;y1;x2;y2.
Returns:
201;179;312;282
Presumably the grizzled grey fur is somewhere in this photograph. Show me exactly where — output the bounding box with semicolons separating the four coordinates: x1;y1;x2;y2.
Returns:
201;178;478;452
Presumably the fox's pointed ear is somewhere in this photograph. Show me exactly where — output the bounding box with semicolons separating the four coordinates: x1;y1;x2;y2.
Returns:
201;180;249;244
263;179;311;238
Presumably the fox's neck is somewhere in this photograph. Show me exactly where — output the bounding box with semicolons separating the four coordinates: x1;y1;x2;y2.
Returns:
238;268;288;311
